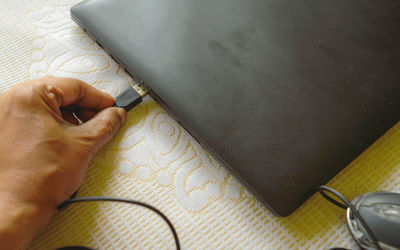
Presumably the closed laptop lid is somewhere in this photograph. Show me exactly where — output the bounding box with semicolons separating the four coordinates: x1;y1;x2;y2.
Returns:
71;0;400;216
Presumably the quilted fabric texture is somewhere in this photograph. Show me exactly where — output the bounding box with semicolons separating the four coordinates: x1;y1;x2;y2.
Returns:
0;0;399;249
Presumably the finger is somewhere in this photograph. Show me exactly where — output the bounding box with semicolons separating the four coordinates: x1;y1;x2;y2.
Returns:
77;107;126;152
39;76;114;110
61;110;79;125
75;108;97;122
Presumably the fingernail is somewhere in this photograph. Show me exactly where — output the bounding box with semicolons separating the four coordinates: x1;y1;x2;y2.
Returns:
117;108;127;124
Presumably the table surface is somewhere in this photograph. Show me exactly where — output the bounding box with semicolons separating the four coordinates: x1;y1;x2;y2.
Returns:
1;1;399;249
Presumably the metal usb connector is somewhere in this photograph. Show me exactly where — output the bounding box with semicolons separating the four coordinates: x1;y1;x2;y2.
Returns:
113;82;150;111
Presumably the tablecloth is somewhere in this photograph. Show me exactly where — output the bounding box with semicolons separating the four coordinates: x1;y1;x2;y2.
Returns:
1;0;400;249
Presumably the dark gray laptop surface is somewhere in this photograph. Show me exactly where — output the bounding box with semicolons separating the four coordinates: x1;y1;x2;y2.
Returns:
71;0;400;216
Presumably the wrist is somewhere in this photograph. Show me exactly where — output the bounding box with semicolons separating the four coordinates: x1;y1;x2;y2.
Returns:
0;190;55;249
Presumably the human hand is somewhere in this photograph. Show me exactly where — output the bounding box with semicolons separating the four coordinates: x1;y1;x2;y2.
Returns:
0;76;126;249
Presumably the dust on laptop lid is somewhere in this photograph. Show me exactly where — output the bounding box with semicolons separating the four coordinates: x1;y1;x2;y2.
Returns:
71;0;400;216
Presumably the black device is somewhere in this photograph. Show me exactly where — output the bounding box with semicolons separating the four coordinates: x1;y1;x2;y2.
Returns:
71;0;400;216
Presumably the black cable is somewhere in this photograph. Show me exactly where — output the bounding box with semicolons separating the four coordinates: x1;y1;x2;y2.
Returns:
318;189;348;210
317;186;382;250
58;196;180;250
318;186;352;210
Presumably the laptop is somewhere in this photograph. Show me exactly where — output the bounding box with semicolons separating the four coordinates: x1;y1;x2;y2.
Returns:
71;0;400;216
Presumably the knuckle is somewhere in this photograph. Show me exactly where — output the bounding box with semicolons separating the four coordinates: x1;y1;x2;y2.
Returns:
77;141;95;159
72;109;121;151
34;76;53;87
97;119;116;137
68;128;96;154
32;81;48;93
31;77;63;106
42;75;56;81
9;84;35;104
74;82;84;103
78;119;116;144
77;136;97;153
33;75;57;90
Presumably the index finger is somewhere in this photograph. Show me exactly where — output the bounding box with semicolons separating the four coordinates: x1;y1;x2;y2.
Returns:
43;76;114;110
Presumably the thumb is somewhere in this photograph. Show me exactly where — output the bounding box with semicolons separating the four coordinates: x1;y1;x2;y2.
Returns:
77;107;127;152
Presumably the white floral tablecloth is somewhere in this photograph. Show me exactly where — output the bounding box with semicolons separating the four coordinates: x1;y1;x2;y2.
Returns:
1;0;400;249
